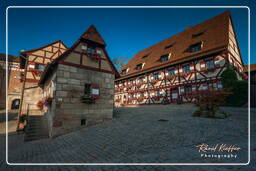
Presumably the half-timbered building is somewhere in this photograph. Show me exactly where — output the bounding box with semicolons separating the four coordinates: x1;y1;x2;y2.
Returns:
38;25;118;137
114;11;247;106
19;40;68;115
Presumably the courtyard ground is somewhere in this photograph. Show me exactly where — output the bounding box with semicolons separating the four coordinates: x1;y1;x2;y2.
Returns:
0;104;255;170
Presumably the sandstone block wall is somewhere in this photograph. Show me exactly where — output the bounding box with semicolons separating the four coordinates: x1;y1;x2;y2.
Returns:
48;64;115;137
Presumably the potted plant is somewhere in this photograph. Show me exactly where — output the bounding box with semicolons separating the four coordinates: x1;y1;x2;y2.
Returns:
36;100;44;110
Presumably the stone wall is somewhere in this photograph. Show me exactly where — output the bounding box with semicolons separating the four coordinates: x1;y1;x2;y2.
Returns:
48;64;115;137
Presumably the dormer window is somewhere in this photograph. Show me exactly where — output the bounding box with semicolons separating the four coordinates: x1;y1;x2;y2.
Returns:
165;44;173;49
121;69;128;75
160;54;169;62
188;42;202;53
192;32;204;38
142;54;149;58
136;63;143;70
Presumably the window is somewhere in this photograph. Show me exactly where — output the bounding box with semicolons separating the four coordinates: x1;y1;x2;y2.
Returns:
136;63;143;70
121;69;127;75
160;54;169;62
84;83;91;96
168;69;175;76
165;44;173;49
156;90;161;96
185;86;192;95
35;64;45;71
172;93;178;99
183;65;190;73
11;99;20;109
153;73;159;80
188;42;202;52
81;119;86;126
81;45;87;50
142;54;149;58
87;46;96;54
192;32;204;38
96;49;102;55
206;60;214;69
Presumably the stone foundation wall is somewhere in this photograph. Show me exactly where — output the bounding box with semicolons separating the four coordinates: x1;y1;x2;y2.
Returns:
49;64;114;137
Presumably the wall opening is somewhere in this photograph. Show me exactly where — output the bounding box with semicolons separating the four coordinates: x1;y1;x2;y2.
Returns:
81;119;86;126
11;99;20;109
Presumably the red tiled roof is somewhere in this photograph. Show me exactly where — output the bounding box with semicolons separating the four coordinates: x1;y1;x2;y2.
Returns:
244;64;256;72
119;11;231;80
81;25;106;46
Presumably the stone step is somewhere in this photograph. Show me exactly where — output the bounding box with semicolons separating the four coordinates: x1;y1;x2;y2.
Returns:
24;115;49;142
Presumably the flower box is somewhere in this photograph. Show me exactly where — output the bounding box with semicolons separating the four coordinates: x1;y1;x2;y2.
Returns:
81;95;95;104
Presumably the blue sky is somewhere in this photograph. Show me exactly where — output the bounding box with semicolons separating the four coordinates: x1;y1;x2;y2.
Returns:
0;0;255;65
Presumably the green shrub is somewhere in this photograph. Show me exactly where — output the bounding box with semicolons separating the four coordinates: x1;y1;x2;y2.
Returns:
221;67;248;106
221;67;238;88
225;80;248;106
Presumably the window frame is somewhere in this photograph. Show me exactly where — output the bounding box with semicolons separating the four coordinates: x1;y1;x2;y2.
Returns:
205;59;215;69
160;54;169;62
84;83;91;97
183;65;190;73
35;63;45;71
136;63;143;70
168;69;175;76
189;42;202;53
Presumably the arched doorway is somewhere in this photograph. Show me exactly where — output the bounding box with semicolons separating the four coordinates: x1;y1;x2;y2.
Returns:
11;99;20;109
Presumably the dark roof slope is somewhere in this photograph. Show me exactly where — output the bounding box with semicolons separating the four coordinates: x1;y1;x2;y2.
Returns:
0;53;20;63
119;11;231;80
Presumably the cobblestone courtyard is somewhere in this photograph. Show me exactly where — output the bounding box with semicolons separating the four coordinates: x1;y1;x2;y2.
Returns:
1;104;255;170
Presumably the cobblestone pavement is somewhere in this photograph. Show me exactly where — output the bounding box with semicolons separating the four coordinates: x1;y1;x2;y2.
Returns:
0;104;255;170
0;110;18;134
